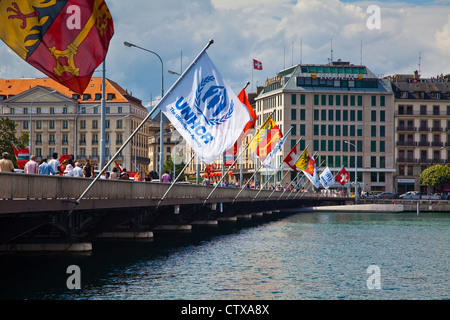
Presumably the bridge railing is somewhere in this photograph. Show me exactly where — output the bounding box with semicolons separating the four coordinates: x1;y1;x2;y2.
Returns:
0;172;285;202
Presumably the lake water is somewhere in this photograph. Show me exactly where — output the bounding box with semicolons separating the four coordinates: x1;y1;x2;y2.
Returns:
0;211;448;301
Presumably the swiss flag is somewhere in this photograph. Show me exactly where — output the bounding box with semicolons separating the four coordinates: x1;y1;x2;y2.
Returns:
283;143;299;172
336;167;350;186
253;59;263;70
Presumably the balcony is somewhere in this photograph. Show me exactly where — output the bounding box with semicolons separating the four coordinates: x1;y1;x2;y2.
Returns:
48;141;55;146
446;142;450;147
79;140;86;146
396;158;417;163
89;155;99;160
92;140;99;145
418;141;430;147
431;127;443;132
396;141;417;147
417;126;430;132
431;142;443;147
396;126;416;132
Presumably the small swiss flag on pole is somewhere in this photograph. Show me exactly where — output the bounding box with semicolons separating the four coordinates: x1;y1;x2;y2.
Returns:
253;59;263;70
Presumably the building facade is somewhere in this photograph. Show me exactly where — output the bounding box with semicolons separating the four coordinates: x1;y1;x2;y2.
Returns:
0;77;153;173
254;61;396;193
391;73;450;193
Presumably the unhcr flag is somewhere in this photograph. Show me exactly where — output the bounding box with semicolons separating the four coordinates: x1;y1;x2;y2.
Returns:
0;0;114;94
158;49;252;165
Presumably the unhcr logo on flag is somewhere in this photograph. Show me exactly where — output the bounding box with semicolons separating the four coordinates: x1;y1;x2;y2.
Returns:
159;49;252;165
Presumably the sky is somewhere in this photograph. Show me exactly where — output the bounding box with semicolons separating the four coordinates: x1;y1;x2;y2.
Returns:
1;0;449;107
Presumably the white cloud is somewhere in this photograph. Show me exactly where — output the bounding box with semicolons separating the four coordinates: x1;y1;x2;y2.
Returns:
0;0;449;103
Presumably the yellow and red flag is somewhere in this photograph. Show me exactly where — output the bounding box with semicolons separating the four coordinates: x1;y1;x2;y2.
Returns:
249;115;282;162
0;0;114;94
295;148;315;176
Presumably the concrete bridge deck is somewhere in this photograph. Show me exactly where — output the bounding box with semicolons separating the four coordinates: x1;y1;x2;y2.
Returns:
0;172;352;251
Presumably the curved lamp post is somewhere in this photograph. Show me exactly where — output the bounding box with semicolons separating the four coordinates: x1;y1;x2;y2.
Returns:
345;140;358;204
124;41;165;177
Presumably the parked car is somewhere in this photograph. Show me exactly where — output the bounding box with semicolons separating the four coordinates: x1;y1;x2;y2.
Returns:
375;192;395;199
399;191;420;199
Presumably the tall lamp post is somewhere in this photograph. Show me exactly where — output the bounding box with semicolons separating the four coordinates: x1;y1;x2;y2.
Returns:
124;41;165;177
29;89;57;156
345;140;358;204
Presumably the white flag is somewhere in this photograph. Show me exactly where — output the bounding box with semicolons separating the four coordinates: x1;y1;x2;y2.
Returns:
262;131;290;170
158;51;251;164
303;160;320;189
320;166;335;189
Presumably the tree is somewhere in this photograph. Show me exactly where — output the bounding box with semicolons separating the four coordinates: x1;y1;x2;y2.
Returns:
420;164;450;194
163;156;185;182
0;117;28;168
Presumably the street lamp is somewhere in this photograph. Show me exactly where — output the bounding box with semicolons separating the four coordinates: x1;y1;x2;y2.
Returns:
29;89;57;156
124;41;165;177
345;140;358;204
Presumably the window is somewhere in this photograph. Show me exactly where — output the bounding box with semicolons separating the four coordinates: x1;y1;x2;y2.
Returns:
118;106;123;114
433;105;440;115
335;140;341;152
299;124;305;136
335;125;341;137
321;109;326;121
321;140;326;152
357;110;362;122
93;120;98;129
81;120;86;129
380;111;385;122
336;110;341;121
350;95;355;106
371;126;377;137
343;110;348;121
291;109;296;120
314;95;319;105
371;141;377;152
23;121;28;130
358;96;363;106
95;93;102;100
36;107;41;114
36;121;41;129
117;120;122;129
343;125;348;137
291;94;297;105
291;124;297;136
63;107;68;114
321;125;326;136
328;110;334;121
314;125;319;136
23;108;28;115
314;109;319;121
63;121;68;129
328;95;333;106
371;110;377;122
371;96;376;107
300;109;306;121
328;125;334;136
420;105;427;115
321;95;326;106
300;94;305;105
49;121;55;129
350;125;355;136
380;126;385;137
380;156;385;169
343;95;348;106
83;94;91;101
371;156;377;168
313;140;319;151
350;110;355;121
336;95;341;106
50;107;55;114
380;96;385;107
328;140;334;152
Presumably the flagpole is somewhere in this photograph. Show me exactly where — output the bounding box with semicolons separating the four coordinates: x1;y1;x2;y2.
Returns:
204;109;276;206
276;146;311;200
72;39;214;209
240;81;250;187
294;158;325;200
251;127;296;201
265;137;304;201
285;152;321;200
157;153;196;208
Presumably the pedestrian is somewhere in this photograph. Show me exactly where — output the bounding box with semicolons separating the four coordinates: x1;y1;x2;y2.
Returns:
83;158;94;178
63;160;73;176
0;152;14;172
120;168;130;180
134;172;142;181
24;155;38;174
161;171;171;183
38;158;55;175
48;152;62;175
144;171;152;182
73;162;83;177
109;167;119;180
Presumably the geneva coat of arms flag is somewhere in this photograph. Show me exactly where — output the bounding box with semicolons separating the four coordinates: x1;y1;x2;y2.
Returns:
0;0;114;94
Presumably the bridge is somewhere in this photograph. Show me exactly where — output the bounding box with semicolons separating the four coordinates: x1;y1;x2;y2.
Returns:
0;172;351;252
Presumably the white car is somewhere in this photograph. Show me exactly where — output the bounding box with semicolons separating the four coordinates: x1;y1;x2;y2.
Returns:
399;191;420;199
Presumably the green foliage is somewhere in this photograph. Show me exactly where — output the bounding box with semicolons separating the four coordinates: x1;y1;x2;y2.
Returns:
163;156;185;181
0;117;29;168
420;164;450;192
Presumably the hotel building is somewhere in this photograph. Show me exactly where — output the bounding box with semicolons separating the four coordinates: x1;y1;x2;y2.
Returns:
254;60;396;193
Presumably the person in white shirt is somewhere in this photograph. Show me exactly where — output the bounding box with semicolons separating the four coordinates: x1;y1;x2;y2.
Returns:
48;152;61;175
63;160;73;177
72;162;83;177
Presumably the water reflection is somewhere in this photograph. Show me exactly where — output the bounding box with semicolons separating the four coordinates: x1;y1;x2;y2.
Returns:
0;212;448;300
